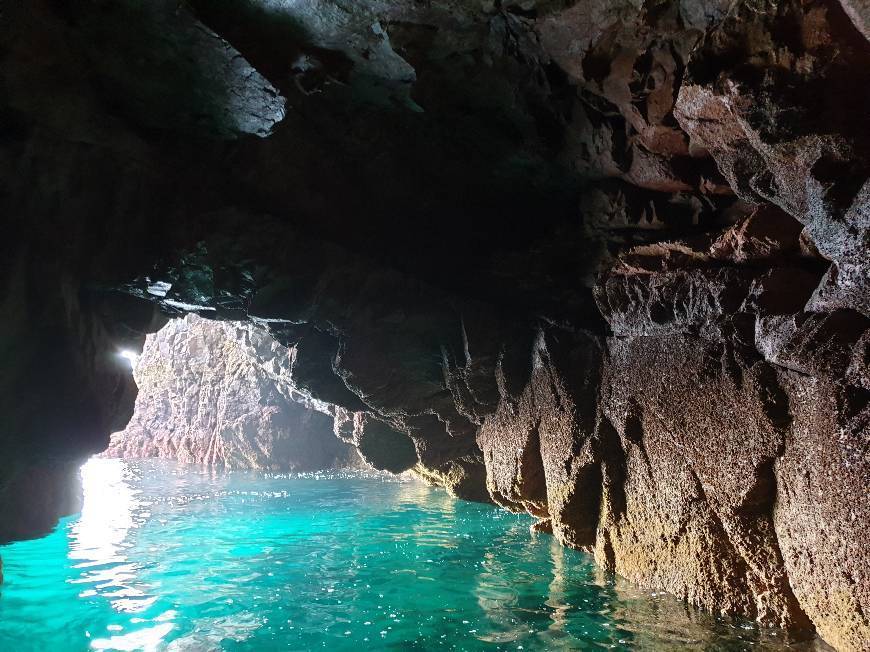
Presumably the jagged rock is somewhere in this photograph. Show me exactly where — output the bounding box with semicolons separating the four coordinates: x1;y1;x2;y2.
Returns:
595;207;826;338
806;258;870;316
478;328;602;542
674;0;870;317
346;413;417;473
6;0;286;139
2;0;870;647
709;205;806;264
290;329;370;413
595;267;754;336
756;310;870;379
413;455;490;503
104;315;361;471
839;0;870;41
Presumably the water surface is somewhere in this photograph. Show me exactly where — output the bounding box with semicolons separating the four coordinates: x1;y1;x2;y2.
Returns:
0;459;824;651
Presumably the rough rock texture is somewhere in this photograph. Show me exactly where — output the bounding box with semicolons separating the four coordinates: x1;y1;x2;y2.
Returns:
104;315;362;471
674;0;870;317
2;0;869;649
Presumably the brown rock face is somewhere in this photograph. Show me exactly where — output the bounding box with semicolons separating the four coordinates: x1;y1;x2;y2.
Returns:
475;201;867;647
599;336;810;631
104;315;362;471
774;373;869;651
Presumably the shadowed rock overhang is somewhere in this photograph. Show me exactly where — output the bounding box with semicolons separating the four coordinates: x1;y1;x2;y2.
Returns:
1;0;868;649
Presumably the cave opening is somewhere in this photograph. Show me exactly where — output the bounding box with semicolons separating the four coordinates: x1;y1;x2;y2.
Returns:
3;0;869;650
0;317;822;651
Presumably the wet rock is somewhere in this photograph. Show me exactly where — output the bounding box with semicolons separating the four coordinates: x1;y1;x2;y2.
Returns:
347;413;417;473
530;518;553;535
0;461;84;544
2;0;870;647
597;336;813;630
478;328;602;543
413;455;491;503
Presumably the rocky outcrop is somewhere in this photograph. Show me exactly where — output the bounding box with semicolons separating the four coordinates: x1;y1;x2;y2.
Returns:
104;315;361;471
674;0;870;317
2;0;869;649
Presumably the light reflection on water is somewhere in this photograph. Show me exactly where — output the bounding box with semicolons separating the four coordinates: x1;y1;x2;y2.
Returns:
70;460;171;650
0;458;828;651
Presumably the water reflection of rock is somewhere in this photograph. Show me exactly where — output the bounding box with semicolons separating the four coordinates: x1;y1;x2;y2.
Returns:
541;538;571;645
470;523;831;651
396;480;458;550
593;567;830;651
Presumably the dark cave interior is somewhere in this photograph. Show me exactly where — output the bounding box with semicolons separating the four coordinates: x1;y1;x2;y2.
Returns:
1;0;869;648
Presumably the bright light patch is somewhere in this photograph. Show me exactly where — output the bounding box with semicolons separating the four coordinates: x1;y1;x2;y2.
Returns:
118;349;139;368
69;458;156;618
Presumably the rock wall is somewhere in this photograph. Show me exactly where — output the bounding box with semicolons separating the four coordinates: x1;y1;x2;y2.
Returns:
1;0;868;649
104;315;362;471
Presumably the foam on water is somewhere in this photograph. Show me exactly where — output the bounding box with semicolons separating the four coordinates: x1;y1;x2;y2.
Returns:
0;459;825;651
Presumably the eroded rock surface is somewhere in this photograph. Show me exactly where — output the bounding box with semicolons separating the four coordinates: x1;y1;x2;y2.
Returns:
2;0;869;648
104;315;361;471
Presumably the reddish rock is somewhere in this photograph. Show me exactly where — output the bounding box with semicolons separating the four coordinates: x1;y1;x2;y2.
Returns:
709;206;806;264
774;373;870;650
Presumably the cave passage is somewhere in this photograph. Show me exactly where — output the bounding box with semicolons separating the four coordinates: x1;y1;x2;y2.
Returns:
0;457;822;651
2;0;869;650
0;316;833;650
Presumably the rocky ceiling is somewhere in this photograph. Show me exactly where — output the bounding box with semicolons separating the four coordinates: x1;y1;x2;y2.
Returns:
1;0;868;649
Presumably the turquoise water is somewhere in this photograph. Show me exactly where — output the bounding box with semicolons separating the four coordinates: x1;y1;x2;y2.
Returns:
0;459;823;651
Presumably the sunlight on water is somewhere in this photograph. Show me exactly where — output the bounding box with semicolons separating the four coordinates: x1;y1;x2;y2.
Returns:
0;459;827;651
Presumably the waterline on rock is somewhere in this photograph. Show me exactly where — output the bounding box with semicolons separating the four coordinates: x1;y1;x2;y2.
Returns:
0;459;825;651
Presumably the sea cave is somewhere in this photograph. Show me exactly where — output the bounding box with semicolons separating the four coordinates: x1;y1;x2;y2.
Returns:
1;0;868;650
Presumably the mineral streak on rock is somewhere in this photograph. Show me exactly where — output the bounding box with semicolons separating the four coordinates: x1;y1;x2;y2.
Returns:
2;0;869;647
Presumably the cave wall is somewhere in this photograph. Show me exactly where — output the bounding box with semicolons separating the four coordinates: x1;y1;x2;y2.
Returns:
1;0;868;649
103;314;362;471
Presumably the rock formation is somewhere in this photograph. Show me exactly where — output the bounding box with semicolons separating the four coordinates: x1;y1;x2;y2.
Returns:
1;0;868;649
103;315;362;471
